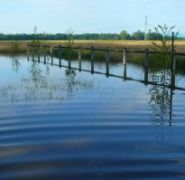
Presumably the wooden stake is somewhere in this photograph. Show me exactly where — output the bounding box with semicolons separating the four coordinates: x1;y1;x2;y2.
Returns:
123;48;127;80
91;46;95;74
105;47;110;77
78;46;82;72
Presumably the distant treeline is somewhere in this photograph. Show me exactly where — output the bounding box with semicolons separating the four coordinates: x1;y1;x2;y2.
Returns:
0;30;183;41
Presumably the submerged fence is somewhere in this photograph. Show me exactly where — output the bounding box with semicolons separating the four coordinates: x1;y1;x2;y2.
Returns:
27;34;185;91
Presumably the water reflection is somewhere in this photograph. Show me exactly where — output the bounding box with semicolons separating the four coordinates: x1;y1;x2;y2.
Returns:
0;57;93;103
0;55;178;126
2;54;185;179
65;69;77;93
149;70;173;126
11;56;21;72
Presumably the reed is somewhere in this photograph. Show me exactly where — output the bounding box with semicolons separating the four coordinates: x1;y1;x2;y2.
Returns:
1;40;185;53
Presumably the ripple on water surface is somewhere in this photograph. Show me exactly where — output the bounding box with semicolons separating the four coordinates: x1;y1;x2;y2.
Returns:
0;56;185;179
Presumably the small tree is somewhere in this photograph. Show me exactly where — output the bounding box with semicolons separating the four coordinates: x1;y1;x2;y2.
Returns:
66;28;75;60
152;24;178;69
149;24;178;110
32;26;41;46
30;26;43;55
152;25;176;54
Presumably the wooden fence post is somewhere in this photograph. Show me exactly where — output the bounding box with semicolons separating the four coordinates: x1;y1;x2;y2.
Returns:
78;46;82;72
171;32;176;89
38;45;40;63
59;46;62;68
50;47;53;65
68;47;71;69
91;46;95;74
44;49;46;64
144;48;149;84
68;59;71;69
123;48;127;80
59;59;62;67
105;47;110;77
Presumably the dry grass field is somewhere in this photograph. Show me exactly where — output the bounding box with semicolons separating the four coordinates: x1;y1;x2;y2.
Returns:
0;40;185;53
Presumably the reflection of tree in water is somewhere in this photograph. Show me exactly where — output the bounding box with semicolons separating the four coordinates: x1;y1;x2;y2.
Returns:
65;69;76;93
46;59;50;75
0;60;93;103
149;69;173;126
30;62;45;86
11;57;21;73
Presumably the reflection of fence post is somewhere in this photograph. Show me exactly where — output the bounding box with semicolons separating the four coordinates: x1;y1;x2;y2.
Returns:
50;47;53;65
91;46;95;74
171;32;176;89
144;48;149;84
169;88;173;126
78;46;82;72
105;47;110;77
44;48;46;64
123;48;127;80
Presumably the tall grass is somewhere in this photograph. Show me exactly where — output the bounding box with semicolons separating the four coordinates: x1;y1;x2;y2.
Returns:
1;40;185;53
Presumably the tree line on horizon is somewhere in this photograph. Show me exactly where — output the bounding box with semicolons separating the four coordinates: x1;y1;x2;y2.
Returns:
0;30;183;41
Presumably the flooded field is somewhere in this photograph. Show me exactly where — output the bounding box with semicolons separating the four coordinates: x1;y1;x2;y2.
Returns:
0;55;185;179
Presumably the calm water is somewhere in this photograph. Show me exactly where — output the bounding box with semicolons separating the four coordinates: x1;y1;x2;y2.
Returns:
0;55;185;179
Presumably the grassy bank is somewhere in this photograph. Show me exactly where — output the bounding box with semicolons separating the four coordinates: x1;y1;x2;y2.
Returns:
2;40;185;73
1;40;185;53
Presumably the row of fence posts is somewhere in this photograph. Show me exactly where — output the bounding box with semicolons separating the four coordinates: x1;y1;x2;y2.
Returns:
26;45;148;83
26;33;176;88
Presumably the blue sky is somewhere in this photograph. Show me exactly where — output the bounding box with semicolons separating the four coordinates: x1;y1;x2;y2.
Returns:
0;0;184;34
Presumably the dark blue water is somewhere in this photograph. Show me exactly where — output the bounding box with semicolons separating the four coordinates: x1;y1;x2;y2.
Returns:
0;55;185;179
